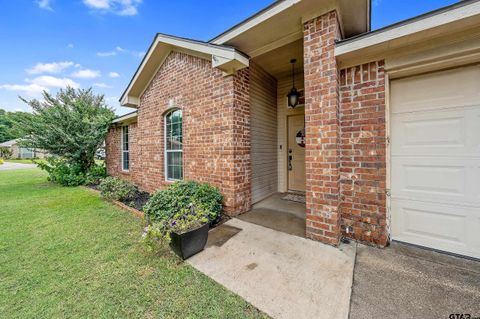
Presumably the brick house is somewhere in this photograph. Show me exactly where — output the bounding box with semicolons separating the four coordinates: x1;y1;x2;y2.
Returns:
106;0;480;259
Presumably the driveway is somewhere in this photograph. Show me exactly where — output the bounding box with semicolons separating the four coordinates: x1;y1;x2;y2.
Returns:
0;162;37;171
350;242;480;319
189;218;356;319
189;218;479;319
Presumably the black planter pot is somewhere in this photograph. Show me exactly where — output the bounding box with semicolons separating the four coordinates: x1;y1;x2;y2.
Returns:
169;223;209;260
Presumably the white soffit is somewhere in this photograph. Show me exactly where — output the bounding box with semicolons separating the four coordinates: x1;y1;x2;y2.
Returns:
211;0;302;45
335;0;480;57
120;34;249;107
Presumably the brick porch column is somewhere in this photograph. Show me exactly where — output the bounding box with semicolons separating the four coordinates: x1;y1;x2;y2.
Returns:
303;11;342;245
221;68;252;216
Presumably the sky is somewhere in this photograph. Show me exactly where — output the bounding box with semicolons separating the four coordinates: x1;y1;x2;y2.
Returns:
0;0;460;116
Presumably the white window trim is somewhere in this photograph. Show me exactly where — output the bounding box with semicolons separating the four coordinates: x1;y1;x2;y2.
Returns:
164;109;183;181
121;125;129;172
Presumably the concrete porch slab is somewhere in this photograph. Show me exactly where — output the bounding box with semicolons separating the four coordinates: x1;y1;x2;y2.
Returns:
237;207;306;238
237;192;306;238
188;218;356;319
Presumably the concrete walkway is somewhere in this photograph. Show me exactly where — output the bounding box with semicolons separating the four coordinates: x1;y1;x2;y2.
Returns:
189;218;356;319
0;162;37;171
350;242;480;319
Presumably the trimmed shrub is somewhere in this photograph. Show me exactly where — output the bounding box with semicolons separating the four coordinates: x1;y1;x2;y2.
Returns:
0;159;4;165
98;176;137;202
144;180;223;224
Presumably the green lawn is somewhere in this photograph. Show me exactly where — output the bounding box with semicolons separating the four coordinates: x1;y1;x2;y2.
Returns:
0;169;266;319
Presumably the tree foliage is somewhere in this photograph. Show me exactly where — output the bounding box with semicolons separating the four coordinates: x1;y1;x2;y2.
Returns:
19;87;115;173
0;108;34;143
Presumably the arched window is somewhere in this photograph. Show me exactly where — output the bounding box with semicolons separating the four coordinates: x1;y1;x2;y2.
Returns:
164;109;183;180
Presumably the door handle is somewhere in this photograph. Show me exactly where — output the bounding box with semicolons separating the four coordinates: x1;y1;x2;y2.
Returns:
288;154;293;171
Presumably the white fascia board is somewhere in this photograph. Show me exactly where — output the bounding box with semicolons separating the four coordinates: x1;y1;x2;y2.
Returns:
120;34;249;107
335;1;480;57
211;0;302;45
156;34;245;61
112;111;138;124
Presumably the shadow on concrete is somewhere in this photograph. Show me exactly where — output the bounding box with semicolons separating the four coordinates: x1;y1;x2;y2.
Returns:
238;193;306;238
206;224;242;248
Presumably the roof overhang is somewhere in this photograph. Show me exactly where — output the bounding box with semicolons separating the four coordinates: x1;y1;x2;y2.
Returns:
0;139;18;147
335;0;480;60
120;33;249;107
210;0;370;58
111;111;138;125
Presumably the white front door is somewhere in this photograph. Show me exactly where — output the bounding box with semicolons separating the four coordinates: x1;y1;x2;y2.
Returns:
390;65;480;259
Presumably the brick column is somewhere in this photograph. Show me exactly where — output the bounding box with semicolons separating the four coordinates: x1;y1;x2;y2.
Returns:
221;68;252;215
303;11;342;245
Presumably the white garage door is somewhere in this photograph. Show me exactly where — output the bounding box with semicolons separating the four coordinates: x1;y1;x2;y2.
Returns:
391;65;480;259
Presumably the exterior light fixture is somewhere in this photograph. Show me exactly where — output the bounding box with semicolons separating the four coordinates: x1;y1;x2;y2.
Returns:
287;58;300;108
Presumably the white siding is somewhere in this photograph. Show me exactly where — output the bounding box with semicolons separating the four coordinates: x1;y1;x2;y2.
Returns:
277;74;304;192
250;64;278;203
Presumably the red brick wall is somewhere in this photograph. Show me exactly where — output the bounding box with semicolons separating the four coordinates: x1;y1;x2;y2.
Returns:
106;51;251;215
339;61;387;246
303;11;342;245
106;123;139;185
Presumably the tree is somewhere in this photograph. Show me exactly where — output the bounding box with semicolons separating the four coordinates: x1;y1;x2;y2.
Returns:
19;87;115;173
0;108;34;143
0;109;9;143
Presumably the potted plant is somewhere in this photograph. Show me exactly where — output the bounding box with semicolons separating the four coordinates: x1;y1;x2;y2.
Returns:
144;203;209;259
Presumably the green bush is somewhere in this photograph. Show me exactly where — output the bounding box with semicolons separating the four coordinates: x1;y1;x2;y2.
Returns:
0;147;12;159
144;180;223;224
37;157;86;186
85;163;107;185
36;157;107;187
0;159;4;165
98;176;137;202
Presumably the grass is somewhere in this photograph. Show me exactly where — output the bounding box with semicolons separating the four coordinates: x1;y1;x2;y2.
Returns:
0;169;267;319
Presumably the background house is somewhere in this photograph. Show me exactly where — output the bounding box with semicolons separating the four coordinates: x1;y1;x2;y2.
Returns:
0;139;47;159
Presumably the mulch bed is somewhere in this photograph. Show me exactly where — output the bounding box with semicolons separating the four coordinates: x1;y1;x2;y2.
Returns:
86;183;229;229
86;184;150;212
130;191;150;211
84;185;147;219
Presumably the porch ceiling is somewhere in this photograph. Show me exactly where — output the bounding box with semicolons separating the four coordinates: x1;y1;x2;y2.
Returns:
252;39;303;80
211;0;370;58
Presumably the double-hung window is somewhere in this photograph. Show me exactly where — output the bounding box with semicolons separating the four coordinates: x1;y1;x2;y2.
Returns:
164;109;183;180
121;125;129;171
